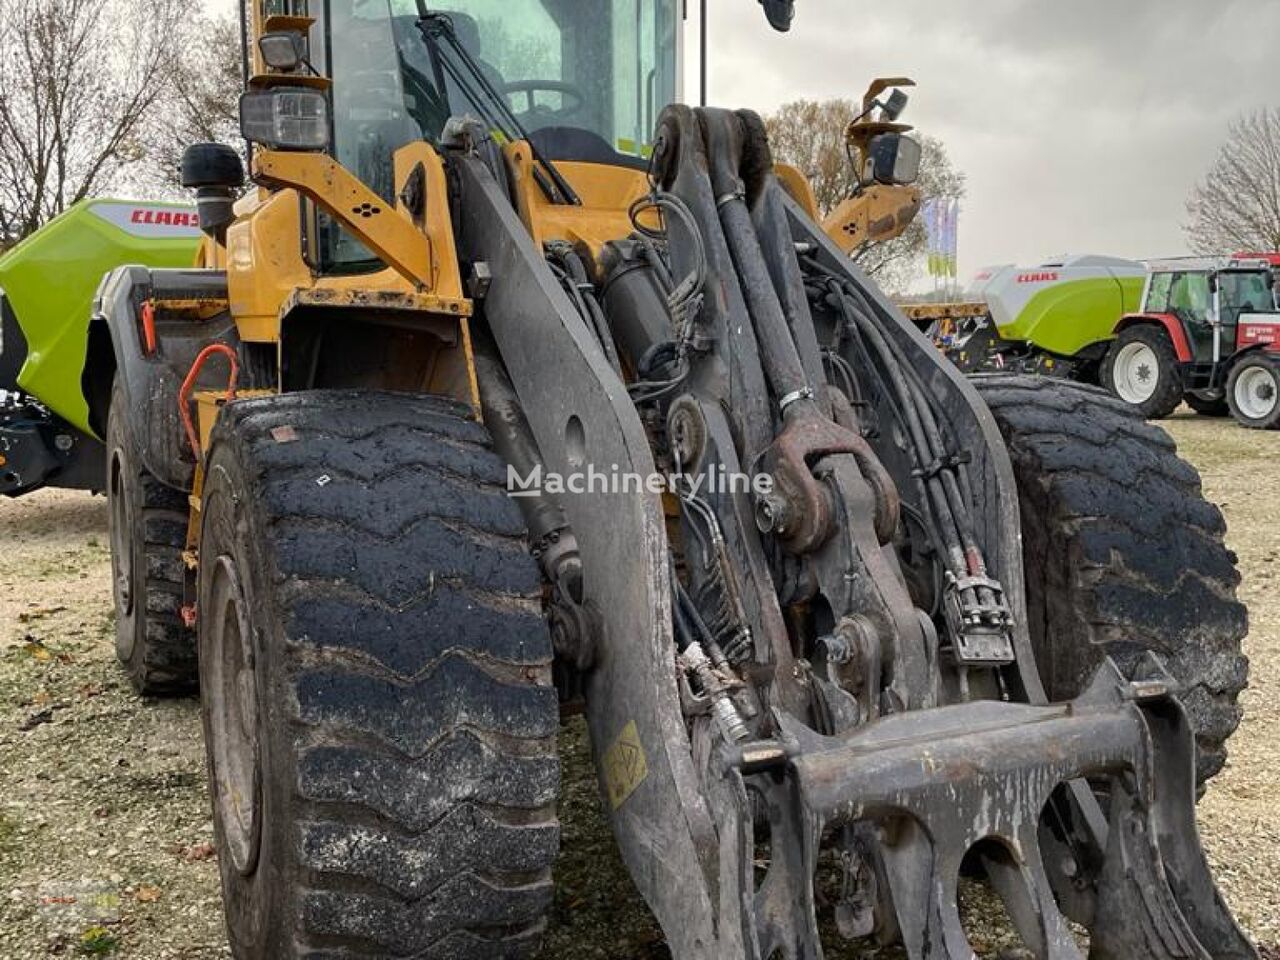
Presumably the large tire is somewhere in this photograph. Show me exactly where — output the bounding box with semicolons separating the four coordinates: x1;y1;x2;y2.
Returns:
1101;324;1184;419
974;375;1249;785
1184;390;1230;417
1226;352;1280;430
105;378;197;694
198;390;559;959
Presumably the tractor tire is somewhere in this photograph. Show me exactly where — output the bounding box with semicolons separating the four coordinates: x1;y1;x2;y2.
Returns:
1184;390;1230;417
106;378;197;695
198;390;559;959
1226;352;1280;430
1101;325;1184;420
974;375;1249;785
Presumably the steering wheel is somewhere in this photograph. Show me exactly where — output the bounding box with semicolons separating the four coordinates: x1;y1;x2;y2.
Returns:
502;80;587;124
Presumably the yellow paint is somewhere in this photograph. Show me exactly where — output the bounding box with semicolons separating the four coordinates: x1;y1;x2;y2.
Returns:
252;150;435;288
823;184;922;256
774;164;822;222
506;143;655;267
602;720;649;811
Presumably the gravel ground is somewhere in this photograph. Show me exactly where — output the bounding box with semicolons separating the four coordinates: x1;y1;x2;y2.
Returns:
0;410;1276;958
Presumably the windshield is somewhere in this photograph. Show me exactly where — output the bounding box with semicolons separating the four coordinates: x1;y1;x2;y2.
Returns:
314;0;679;271
1220;271;1278;316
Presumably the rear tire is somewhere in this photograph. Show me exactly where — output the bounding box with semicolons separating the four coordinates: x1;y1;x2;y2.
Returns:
106;379;197;695
1184;390;1230;417
1102;325;1184;419
198;391;559;959
974;375;1249;785
1226;353;1280;429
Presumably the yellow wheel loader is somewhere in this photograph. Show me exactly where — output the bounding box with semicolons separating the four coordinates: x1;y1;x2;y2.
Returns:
87;2;1254;957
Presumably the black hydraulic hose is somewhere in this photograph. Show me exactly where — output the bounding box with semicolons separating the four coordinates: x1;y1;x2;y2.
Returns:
832;288;966;572
801;255;975;570
717;197;811;405
550;247;623;377
840;281;990;583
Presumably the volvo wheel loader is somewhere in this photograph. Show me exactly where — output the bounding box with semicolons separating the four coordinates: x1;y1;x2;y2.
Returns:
88;1;1253;957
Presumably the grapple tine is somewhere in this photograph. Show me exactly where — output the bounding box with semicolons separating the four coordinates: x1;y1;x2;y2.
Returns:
732;659;1257;960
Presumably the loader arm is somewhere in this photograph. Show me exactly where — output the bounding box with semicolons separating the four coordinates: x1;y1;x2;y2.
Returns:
446;100;1255;956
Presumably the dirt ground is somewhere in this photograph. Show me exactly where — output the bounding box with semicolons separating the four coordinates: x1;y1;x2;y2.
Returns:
0;411;1276;959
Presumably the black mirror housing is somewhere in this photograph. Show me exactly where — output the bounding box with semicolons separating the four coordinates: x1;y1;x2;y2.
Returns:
180;143;246;240
760;0;795;31
181;142;245;191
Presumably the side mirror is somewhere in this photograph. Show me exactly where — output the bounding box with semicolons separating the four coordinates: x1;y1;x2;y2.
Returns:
180;143;246;240
259;30;308;71
760;0;795;31
869;133;921;187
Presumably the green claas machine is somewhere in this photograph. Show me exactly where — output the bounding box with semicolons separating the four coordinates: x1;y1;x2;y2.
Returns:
906;253;1280;428
904;254;1148;379
0;200;201;496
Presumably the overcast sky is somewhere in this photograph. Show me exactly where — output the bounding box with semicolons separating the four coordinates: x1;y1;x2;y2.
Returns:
214;0;1280;280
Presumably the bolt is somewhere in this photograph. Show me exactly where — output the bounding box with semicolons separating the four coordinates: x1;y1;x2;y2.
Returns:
755;492;791;535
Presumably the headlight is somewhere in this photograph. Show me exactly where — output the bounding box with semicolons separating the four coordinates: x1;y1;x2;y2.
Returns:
869;133;922;187
239;88;329;151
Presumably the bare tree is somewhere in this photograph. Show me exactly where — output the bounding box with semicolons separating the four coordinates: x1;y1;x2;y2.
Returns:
142;14;244;194
1186;108;1280;255
765;98;966;293
0;0;186;243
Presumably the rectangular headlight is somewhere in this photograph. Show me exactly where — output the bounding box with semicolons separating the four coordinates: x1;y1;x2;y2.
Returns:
869;133;922;187
240;88;329;151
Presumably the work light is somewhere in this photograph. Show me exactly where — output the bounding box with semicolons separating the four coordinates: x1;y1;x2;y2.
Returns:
239;88;329;151
869;133;922;186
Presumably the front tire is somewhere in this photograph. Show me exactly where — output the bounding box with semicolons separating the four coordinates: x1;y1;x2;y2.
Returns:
974;375;1249;785
1226;353;1280;429
199;391;559;959
1102;325;1184;419
105;379;197;695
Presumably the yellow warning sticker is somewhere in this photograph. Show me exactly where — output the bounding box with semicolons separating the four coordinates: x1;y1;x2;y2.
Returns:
603;720;649;810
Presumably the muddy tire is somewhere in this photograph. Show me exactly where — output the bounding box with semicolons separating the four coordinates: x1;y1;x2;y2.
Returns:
1184;390;1230;417
1226;353;1280;430
106;378;197;695
974;375;1249;785
198;390;558;959
1102;325;1184;419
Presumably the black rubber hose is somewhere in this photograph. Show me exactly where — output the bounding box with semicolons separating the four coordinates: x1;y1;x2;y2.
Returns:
832;288;967;576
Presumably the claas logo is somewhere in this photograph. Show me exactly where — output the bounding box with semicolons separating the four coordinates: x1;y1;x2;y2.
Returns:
131;208;200;228
1016;271;1060;284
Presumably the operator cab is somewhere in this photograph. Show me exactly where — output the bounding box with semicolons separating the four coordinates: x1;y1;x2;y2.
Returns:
293;0;681;267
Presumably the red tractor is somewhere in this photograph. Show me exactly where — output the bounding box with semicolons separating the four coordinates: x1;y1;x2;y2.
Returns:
1103;256;1280;428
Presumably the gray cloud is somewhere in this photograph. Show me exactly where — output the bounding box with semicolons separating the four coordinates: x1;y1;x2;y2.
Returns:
705;0;1280;281
209;0;1280;282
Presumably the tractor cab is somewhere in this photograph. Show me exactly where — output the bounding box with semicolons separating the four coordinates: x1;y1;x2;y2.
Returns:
1105;257;1280;426
1137;259;1280;364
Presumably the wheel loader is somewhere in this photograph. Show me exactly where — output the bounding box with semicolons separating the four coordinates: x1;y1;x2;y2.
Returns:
86;1;1253;957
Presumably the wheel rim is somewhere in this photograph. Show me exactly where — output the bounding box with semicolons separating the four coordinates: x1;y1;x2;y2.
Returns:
108;449;136;658
206;554;262;877
1113;342;1160;404
1234;365;1278;420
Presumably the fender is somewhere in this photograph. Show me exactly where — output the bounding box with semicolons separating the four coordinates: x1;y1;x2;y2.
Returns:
86;266;236;492
1115;313;1193;362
